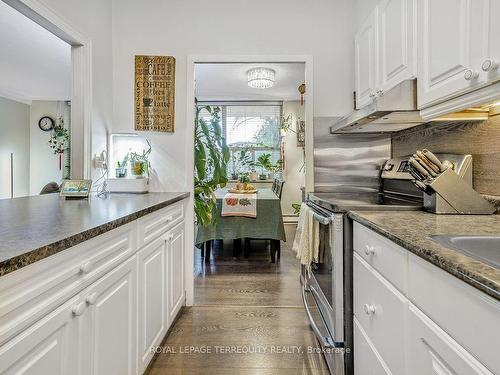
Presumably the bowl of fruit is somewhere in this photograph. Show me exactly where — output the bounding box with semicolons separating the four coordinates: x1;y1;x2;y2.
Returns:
229;173;258;194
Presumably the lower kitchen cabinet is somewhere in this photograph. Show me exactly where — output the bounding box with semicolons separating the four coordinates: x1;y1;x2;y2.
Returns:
0;202;186;375
137;236;168;373
352;222;499;375
0;295;81;375
80;255;138;375
168;223;184;322
407;304;492;375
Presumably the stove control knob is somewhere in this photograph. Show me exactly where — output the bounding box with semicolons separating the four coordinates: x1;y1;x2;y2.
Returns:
384;163;394;171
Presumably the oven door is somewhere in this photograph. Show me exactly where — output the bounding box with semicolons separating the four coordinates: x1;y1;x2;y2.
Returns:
301;203;345;374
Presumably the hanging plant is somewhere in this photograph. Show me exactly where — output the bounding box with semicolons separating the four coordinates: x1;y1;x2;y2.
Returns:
48;117;69;155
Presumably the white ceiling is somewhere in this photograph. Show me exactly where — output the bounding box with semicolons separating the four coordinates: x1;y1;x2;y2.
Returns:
0;1;71;104
195;63;305;102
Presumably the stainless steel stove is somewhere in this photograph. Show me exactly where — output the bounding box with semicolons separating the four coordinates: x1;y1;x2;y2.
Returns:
302;155;428;375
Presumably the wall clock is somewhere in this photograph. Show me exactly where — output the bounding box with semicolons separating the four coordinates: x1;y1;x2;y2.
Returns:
39;116;55;131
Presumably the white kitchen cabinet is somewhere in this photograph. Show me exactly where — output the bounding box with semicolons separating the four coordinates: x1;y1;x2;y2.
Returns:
0;295;81;375
167;223;185;322
353;222;499;375
137;236;168;373
478;0;500;84
377;0;416;93
81;255;138;375
407;304;494;375
355;9;378;109
416;0;500;108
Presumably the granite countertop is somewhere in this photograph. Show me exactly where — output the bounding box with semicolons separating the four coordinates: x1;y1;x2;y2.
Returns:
0;192;189;277
349;210;500;301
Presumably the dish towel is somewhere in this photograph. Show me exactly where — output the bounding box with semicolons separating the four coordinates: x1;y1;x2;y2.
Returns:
221;193;257;218
292;203;320;266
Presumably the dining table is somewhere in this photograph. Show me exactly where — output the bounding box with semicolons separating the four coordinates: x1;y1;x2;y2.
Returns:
195;188;286;262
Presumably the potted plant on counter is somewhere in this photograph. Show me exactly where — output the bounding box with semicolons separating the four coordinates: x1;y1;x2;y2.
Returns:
115;154;129;178
129;139;151;177
256;153;272;180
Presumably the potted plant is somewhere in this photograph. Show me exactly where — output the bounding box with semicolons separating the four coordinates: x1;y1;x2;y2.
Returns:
194;106;230;226
115;154;129;178
238;172;251;190
129;139;151;177
256;153;272;180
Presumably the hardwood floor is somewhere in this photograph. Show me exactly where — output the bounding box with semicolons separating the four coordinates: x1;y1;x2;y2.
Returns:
147;225;330;374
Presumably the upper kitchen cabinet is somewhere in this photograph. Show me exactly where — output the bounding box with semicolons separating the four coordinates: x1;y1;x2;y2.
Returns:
355;9;378;109
417;0;500;108
377;0;416;94
478;0;500;84
355;0;416;110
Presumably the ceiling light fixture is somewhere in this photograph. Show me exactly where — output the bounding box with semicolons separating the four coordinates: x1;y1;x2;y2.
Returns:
247;67;276;89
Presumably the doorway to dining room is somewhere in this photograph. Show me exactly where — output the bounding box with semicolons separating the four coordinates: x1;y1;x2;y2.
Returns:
146;60;330;373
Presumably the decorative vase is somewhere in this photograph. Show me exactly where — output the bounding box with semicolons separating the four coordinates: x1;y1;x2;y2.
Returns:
115;167;127;178
259;174;267;180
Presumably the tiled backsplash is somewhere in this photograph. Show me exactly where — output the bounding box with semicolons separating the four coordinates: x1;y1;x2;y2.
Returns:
392;114;500;196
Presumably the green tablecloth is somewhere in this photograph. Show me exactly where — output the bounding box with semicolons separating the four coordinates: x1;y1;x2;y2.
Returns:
195;188;286;245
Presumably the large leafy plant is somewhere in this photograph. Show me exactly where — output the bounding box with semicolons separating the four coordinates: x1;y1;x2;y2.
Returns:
194;106;230;226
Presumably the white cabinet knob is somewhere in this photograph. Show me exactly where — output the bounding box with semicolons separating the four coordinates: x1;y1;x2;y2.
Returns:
369;92;376;98
364;304;376;315
482;58;499;72
79;261;92;274
464;69;479;81
376;89;383;96
86;292;97;305
72;302;85;317
364;245;375;256
166;215;173;223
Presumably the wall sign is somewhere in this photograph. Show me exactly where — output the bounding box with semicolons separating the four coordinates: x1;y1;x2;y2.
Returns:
134;55;176;132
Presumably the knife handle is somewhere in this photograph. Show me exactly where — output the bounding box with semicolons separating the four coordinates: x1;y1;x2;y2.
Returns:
409;157;430;177
422;149;445;172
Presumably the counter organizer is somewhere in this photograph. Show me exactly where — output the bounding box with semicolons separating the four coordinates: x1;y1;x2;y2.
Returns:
408;150;495;214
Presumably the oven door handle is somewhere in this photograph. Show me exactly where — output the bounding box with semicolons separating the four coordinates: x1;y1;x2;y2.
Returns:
301;286;335;349
313;212;333;225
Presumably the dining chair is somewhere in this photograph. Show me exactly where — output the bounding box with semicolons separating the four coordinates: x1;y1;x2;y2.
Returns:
244;179;285;262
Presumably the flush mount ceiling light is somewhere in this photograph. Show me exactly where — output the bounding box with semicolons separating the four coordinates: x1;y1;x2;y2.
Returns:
247;67;276;89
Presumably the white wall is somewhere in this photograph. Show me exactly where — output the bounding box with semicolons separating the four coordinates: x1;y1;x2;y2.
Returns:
111;0;354;192
38;0;113;179
355;0;379;29
282;101;305;217
0;97;30;199
29;101;70;195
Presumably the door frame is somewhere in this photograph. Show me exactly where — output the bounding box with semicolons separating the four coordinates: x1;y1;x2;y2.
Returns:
2;0;92;179
185;55;314;306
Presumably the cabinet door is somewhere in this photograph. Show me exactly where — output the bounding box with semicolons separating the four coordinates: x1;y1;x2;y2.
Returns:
378;0;416;93
407;304;493;375
0;296;81;375
417;0;479;108
167;223;184;323
477;0;500;83
355;9;378;109
81;256;137;375
137;236;167;373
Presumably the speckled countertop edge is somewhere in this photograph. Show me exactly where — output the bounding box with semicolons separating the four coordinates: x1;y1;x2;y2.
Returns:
0;192;189;278
348;211;500;301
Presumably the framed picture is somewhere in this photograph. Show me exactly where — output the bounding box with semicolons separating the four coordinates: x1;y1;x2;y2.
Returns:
135;55;176;132
60;180;92;198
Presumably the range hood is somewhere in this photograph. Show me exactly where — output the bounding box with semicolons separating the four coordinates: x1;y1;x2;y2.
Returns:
331;80;424;134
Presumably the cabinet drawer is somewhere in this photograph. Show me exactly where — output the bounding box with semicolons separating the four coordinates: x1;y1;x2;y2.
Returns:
407;303;493;375
0;223;136;345
354;316;391;375
353;222;408;292
353;252;407;375
138;203;183;248
408;253;500;374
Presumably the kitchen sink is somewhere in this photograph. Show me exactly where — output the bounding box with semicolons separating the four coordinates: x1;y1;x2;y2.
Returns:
430;235;500;269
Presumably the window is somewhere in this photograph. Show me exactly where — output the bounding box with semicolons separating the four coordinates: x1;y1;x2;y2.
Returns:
198;103;282;178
